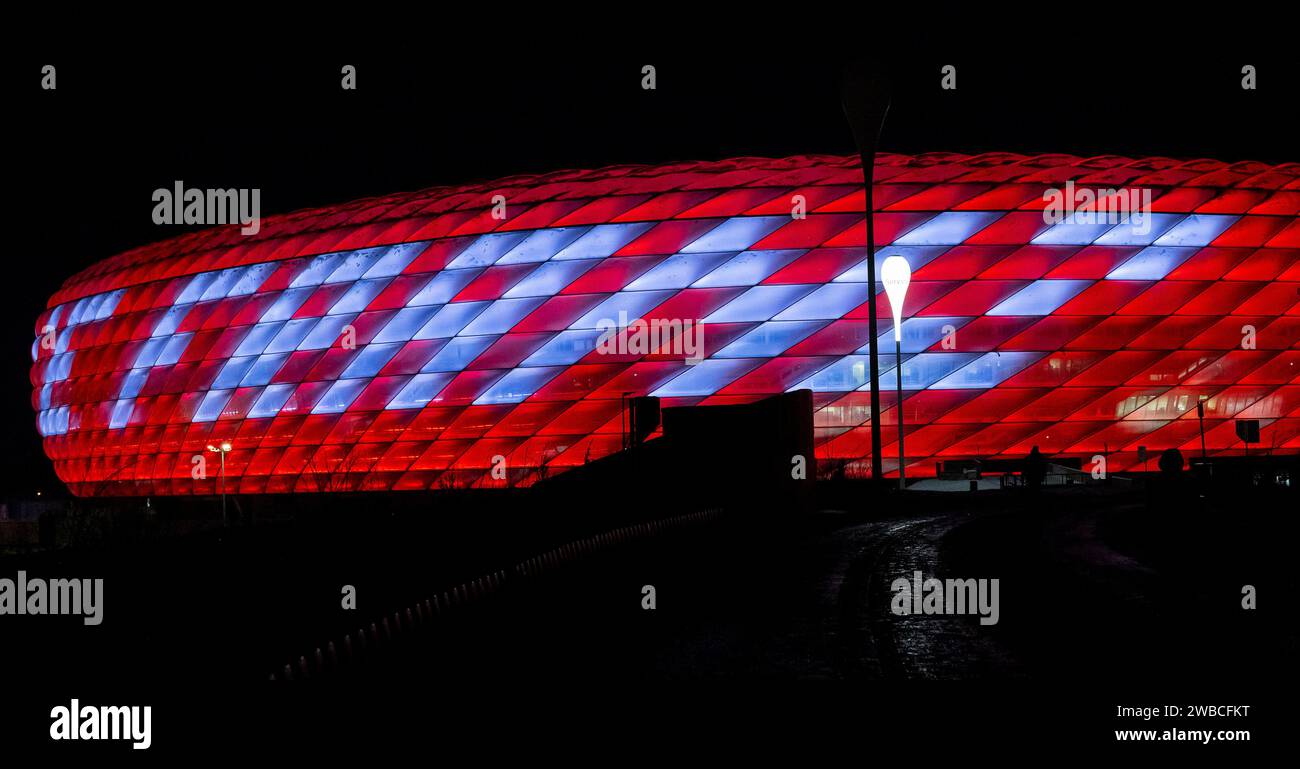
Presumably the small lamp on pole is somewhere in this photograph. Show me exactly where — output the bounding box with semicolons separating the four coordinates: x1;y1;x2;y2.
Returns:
206;441;232;527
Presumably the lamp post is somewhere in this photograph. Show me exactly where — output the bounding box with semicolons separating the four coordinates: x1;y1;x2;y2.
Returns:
881;255;911;491
841;63;891;483
207;441;232;527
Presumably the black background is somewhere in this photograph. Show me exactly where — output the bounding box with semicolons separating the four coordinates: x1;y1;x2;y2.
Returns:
1;29;1295;756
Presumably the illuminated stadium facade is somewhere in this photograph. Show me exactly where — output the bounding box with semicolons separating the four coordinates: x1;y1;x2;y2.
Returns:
31;153;1300;496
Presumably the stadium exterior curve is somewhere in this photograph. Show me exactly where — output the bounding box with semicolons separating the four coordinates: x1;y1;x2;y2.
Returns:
31;153;1300;496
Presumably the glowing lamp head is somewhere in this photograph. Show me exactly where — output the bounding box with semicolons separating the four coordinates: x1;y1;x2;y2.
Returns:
880;255;911;343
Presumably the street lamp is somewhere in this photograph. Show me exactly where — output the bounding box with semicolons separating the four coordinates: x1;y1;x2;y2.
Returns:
206;441;232;527
881;255;911;491
841;63;891;483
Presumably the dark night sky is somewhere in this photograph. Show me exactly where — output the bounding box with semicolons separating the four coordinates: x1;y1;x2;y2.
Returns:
6;51;1295;496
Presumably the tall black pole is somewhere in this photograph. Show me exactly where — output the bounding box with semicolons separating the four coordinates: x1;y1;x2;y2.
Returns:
895;338;905;490
220;449;227;528
1197;400;1207;460
841;63;891;483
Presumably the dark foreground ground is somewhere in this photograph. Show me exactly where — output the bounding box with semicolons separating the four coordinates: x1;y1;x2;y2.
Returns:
2;481;1294;755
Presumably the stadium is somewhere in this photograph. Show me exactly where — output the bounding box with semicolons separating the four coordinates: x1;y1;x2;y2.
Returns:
31;153;1300;496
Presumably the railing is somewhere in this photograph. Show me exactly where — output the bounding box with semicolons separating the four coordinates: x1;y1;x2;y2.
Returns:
269;508;725;681
1000;463;1135;488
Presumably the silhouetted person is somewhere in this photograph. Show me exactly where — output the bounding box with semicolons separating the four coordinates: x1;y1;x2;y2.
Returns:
1151;447;1187;515
1158;448;1183;479
1024;446;1047;490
